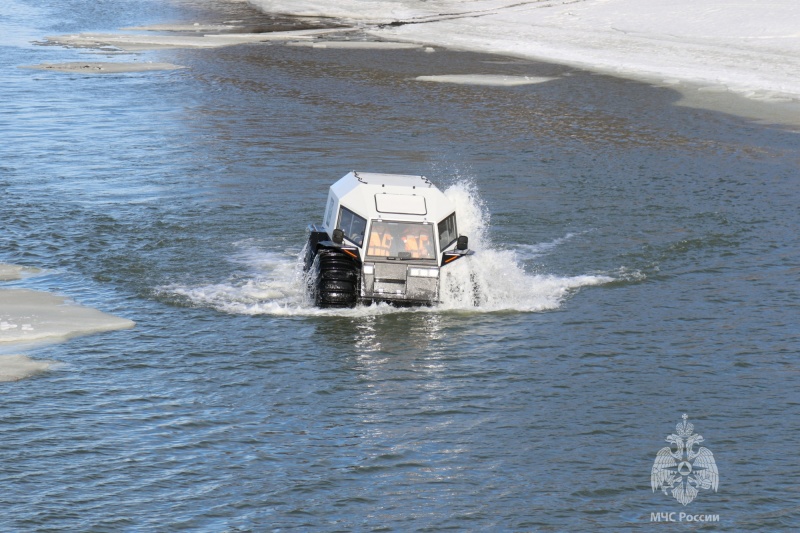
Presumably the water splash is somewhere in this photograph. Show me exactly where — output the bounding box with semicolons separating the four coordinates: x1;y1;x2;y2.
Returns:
438;181;611;311
167;248;311;315
166;181;613;315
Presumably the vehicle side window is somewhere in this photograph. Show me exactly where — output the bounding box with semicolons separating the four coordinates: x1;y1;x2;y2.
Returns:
338;207;367;247
325;197;336;227
438;213;458;249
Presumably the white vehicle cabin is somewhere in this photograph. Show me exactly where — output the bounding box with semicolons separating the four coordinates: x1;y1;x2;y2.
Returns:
320;171;460;263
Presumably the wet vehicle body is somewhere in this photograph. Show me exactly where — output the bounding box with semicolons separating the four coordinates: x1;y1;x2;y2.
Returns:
304;171;472;307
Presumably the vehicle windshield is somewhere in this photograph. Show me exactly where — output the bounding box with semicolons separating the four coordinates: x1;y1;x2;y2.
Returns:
366;221;436;260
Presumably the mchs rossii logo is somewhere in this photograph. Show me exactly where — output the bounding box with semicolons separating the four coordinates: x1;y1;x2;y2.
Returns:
651;414;719;506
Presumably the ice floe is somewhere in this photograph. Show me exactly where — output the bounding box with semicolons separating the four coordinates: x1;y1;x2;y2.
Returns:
120;23;247;32
0;263;41;281
287;40;422;49
0;288;134;345
415;74;557;86
0;354;54;382
41;28;356;51
20;61;185;73
0;263;133;379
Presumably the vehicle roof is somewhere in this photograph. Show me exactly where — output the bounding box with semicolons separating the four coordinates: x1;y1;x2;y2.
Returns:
329;171;456;225
352;172;432;188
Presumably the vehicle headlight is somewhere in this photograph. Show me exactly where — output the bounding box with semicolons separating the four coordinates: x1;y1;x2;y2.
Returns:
363;264;374;275
408;267;439;278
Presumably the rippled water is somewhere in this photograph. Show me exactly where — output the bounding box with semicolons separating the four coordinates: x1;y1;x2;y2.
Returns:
2;0;799;530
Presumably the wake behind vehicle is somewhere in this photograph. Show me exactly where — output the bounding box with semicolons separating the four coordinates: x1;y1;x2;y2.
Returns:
304;171;473;307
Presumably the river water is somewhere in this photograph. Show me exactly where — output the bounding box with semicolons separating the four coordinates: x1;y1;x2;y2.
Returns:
2;0;799;530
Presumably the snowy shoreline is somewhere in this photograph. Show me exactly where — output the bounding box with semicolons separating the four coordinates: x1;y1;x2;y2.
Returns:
247;0;800;122
28;0;800;124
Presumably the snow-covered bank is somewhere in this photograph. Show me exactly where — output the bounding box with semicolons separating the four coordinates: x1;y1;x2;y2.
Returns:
248;0;800;102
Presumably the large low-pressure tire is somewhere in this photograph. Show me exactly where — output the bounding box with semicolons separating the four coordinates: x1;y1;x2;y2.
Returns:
312;249;359;308
319;280;356;293
320;269;358;281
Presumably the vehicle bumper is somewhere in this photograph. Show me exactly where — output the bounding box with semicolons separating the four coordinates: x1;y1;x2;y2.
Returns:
360;261;439;305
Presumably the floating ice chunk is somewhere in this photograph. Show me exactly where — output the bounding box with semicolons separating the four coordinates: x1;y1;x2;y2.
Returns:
0;354;53;382
415;74;557;86
0;289;134;345
0;263;42;281
287;40;422;49
20;62;186;73
44;32;189;50
119;23;246;32
42;28;356;51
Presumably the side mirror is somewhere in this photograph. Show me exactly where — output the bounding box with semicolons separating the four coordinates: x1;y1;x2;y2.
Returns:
456;235;468;250
332;228;344;244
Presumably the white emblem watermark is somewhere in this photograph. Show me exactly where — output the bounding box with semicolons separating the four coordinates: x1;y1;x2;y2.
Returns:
651;414;719;505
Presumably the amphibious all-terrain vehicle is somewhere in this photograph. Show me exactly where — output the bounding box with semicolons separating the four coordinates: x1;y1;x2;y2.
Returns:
304;171;472;307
